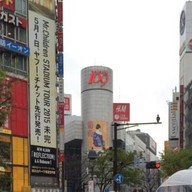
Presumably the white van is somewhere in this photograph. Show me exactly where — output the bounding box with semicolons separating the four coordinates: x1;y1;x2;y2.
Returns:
156;167;192;191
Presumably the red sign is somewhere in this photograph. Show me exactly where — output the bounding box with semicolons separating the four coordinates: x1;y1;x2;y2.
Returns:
113;103;130;122
57;0;63;23
64;97;70;111
0;0;15;11
57;30;63;52
0;11;27;28
88;70;109;87
58;102;64;127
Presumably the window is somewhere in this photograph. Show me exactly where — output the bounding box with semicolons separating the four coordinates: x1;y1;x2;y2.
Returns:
15;55;27;72
15;0;27;16
16;27;26;43
0;52;27;76
4;23;15;39
4;52;11;67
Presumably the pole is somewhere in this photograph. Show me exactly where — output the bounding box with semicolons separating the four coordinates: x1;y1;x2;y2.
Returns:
112;118;162;192
113;123;118;192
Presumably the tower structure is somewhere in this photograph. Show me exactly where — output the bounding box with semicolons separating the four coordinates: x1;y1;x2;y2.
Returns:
81;66;113;153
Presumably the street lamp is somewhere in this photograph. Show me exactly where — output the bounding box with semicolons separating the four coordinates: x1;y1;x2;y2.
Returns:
112;115;162;192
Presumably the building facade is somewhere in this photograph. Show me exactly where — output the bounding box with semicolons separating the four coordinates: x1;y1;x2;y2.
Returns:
179;1;192;148
0;1;64;191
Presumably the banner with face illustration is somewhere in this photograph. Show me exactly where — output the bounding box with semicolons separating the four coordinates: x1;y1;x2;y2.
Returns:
87;120;109;151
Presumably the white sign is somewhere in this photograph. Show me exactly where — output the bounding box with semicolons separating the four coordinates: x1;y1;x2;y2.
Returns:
29;11;57;148
88;180;94;192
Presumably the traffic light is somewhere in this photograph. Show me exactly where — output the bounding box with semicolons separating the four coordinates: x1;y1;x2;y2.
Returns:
146;161;160;169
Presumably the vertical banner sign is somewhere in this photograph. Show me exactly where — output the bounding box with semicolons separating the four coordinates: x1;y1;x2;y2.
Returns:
169;102;179;139
57;0;64;190
57;0;63;52
29;10;57;177
58;102;64;128
57;0;63;23
64;95;72;115
113;103;130;122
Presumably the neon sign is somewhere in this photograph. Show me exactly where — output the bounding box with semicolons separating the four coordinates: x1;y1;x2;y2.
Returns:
88;70;109;87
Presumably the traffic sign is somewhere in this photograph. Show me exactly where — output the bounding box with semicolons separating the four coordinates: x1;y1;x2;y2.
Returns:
114;173;123;184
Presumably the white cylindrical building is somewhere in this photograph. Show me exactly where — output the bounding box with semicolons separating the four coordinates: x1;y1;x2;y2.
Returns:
81;66;113;153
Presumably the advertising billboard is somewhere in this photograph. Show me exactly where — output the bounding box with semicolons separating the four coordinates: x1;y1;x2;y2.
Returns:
64;94;72;115
87;120;109;151
113;103;130;122
29;10;57;176
169;102;179;139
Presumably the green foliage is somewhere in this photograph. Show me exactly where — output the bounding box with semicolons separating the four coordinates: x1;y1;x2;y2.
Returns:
0;69;12;127
90;148;143;191
160;148;192;178
0;69;12;191
0;173;11;191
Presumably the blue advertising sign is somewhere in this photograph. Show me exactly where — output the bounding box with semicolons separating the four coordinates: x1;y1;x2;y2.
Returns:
0;38;29;56
114;173;123;184
57;53;63;76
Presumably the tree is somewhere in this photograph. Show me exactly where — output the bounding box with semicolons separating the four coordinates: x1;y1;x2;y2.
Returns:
89;148;143;192
0;69;12;191
160;148;192;178
0;69;11;127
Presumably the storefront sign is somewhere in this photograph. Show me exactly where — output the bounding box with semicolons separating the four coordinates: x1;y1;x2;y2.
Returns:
88;70;109;87
0;11;26;28
113;103;130;122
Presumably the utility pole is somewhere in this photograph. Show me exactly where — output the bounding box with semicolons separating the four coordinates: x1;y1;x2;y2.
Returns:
112;115;162;192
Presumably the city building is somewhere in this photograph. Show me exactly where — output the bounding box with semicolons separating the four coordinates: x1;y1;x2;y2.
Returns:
126;130;158;161
64;65;159;191
0;1;63;191
179;1;192;148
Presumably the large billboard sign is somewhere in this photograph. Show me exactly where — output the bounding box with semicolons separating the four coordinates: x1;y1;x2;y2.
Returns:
87;120;109;151
113;103;130;122
29;10;57;176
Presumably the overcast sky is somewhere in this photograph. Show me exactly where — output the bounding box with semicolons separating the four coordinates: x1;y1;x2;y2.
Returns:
63;0;186;154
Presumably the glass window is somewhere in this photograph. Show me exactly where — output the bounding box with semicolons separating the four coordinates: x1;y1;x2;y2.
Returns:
15;55;27;74
4;53;11;67
15;55;23;70
19;28;26;43
0;21;3;35
16;26;27;43
5;23;15;39
15;0;27;16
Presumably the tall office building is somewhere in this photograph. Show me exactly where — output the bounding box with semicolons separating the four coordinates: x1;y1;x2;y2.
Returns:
179;1;192;148
0;1;64;191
